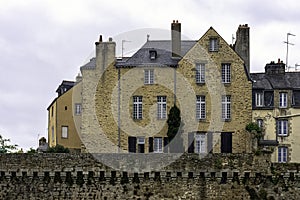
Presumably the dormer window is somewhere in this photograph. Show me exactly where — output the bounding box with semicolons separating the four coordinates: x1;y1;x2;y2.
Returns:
149;50;157;60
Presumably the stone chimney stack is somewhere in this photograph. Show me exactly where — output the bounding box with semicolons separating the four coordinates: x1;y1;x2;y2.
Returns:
234;24;250;72
171;20;181;58
95;35;116;74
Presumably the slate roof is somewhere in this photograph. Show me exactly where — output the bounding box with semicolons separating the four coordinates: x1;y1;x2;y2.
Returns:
80;57;96;70
250;72;300;90
115;40;197;67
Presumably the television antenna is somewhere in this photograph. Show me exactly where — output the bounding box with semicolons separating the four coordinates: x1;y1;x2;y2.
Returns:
121;40;131;58
284;33;295;71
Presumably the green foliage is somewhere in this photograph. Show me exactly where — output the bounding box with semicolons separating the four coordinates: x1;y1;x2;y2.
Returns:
47;144;70;153
0;134;18;153
246;122;263;139
167;105;181;140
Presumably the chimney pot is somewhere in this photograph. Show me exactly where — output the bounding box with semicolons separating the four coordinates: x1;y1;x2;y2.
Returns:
99;35;103;42
176;20;178;23
109;37;113;42
278;58;280;63
173;20;175;23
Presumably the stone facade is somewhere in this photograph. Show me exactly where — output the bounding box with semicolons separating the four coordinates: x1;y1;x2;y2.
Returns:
80;22;253;154
0;153;300;199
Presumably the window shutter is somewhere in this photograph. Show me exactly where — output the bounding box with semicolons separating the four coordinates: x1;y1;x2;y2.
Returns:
163;137;169;153
128;137;137;153
207;132;213;153
148;137;153;153
188;133;194;153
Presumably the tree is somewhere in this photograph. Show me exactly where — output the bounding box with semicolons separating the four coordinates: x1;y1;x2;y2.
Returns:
0;134;18;153
167;104;184;153
47;144;70;153
26;147;37;154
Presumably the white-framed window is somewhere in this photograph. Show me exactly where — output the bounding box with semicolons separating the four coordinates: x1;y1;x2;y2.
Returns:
277;120;288;136
133;96;143;119
257;119;263;128
153;137;163;153
137;137;145;144
196;96;206;119
209;38;218;52
75;103;82;115
195;63;205;83
255;92;264;107
279;92;287;108
222;95;231;120
61;126;68;138
278;146;288;163
195;133;206;154
221;63;231;83
144;69;154;84
157;96;167;119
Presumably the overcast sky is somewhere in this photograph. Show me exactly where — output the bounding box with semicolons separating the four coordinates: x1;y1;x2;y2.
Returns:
1;0;300;150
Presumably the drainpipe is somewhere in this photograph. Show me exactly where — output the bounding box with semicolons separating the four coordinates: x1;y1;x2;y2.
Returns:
118;68;121;153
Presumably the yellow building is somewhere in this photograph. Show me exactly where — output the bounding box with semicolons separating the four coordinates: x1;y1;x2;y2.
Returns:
80;21;253;154
47;79;83;152
251;59;300;163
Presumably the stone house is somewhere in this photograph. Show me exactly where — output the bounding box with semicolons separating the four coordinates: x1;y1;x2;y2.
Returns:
79;21;253;154
251;60;300;162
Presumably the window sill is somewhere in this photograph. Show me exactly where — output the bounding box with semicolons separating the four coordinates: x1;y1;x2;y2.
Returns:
196;82;205;85
197;119;207;122
222;119;231;122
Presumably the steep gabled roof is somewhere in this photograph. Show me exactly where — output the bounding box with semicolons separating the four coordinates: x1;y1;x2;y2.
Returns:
115;40;197;67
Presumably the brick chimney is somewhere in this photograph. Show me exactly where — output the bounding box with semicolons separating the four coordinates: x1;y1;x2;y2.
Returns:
234;24;250;72
95;35;116;74
171;20;181;58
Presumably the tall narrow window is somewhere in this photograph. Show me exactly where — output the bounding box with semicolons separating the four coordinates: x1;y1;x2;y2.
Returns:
278;146;288;163
75;103;82;115
153;137;163;153
61;126;68;138
51;126;54;143
133;96;143;119
137;137;145;153
221;64;231;83
209;38;218;51
255;92;264;107
195;63;205;83
144;69;154;84
277;120;288;136
195;133;206;154
257;119;263;129
196;96;206;119
279;92;287;108
222;95;231;120
157;96;167;119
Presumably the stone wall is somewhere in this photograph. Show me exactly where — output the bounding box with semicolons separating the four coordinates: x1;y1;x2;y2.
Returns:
1;153;300;199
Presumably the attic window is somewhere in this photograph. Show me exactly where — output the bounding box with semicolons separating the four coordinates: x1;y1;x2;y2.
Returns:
149;50;157;60
209;38;218;52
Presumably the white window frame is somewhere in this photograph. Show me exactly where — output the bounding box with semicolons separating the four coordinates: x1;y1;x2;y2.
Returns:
255;92;264;107
157;96;167;119
209;38;218;52
221;63;231;83
75;103;82;115
133;96;143;119
279;92;287;108
278;146;288;163
137;137;145;144
257;119;263;129
153;137;163;153
144;69;154;84
222;95;231;120
196;96;206;119
195;133;206;154
61;126;68;138
277;120;288;136
195;63;205;83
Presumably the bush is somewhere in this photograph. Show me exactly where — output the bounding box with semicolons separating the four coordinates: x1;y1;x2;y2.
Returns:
47;144;70;153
